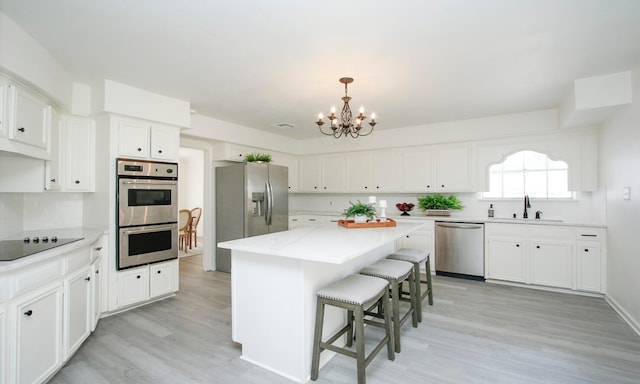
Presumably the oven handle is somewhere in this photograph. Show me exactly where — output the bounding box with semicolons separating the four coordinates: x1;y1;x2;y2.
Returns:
121;224;178;234
120;180;178;186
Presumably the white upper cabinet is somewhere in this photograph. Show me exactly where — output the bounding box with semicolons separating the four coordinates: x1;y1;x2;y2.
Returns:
346;153;372;192
0;78;52;159
118;118;179;161
272;154;299;192
372;151;403;192
298;157;322;192
10;85;50;150
63;116;95;191
321;155;346;192
118;119;149;158
46;115;96;192
434;144;473;192
150;125;179;161
404;148;435;192
0;78;7;138
404;144;473;192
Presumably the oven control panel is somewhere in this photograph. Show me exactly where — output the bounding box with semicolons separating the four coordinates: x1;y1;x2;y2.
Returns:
117;158;178;179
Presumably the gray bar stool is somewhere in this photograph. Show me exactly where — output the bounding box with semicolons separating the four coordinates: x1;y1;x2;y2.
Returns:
387;248;433;323
311;274;395;384
360;259;417;353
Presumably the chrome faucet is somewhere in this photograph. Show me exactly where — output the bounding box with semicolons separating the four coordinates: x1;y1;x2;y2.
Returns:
523;195;531;218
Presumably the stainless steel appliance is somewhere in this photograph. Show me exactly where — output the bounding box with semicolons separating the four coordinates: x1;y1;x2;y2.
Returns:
215;162;288;272
435;221;485;280
117;158;178;270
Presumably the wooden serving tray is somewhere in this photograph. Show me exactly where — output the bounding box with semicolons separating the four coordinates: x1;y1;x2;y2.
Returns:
338;218;397;228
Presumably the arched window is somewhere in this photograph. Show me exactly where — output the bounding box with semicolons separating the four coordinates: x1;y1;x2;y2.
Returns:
482;150;574;199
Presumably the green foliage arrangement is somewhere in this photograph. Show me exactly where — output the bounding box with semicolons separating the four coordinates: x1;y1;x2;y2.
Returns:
343;200;377;219
245;153;272;163
417;194;463;211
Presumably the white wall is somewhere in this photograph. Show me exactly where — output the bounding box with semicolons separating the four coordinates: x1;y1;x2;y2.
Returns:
290;192;596;223
0;192;83;237
600;78;640;332
0;12;73;109
178;147;204;235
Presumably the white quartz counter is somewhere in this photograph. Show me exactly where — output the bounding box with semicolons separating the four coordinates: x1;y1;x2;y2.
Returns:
218;221;424;264
289;211;606;228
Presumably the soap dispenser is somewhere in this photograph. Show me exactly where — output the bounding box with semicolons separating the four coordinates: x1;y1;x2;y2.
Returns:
488;204;495;218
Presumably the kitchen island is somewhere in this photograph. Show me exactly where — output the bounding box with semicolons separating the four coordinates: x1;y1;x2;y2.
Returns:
217;221;424;383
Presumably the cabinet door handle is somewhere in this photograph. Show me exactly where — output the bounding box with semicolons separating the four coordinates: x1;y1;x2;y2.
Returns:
427;185;430;188
75;180;80;184
157;270;162;274
364;186;367;189
137;147;142;152
95;246;103;251
18;127;25;132
516;244;520;247
24;310;33;317
584;249;589;252
376;186;380;189
85;276;91;281
50;178;56;183
96;270;100;274
536;245;541;249
136;275;141;279
441;184;445;188
158;150;163;154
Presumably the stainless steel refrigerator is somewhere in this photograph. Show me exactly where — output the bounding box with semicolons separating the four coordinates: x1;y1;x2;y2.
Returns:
215;162;288;272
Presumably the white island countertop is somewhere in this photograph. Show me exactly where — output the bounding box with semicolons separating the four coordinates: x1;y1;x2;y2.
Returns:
218;221;424;264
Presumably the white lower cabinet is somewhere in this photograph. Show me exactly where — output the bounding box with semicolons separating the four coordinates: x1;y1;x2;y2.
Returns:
485;223;605;293
529;240;572;288
486;237;526;282
150;261;178;297
90;256;102;332
117;266;150;308
0;238;109;383
63;267;92;359
13;283;63;384
117;259;178;309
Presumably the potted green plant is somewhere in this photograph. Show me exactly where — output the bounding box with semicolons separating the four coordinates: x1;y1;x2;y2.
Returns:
343;200;377;223
417;194;463;216
245;153;272;163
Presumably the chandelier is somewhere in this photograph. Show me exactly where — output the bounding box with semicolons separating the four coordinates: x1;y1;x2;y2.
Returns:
316;77;377;138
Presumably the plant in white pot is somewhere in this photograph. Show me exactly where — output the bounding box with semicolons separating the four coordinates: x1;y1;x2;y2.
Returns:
417;194;463;216
343;200;377;223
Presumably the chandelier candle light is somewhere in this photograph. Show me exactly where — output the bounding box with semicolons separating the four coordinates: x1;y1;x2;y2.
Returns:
316;77;377;138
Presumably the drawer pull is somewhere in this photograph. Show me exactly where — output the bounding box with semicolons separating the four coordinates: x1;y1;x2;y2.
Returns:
24;310;33;317
580;234;597;237
18;127;25;132
584;249;589;252
85;276;91;281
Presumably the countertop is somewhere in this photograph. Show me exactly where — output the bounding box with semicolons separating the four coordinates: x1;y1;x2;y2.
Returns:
0;228;106;272
218;221;424;264
289;211;606;228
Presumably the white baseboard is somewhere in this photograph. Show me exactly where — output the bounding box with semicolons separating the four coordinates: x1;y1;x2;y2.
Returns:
605;294;640;336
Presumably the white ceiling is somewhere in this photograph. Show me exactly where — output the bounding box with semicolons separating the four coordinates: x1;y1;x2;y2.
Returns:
2;0;640;139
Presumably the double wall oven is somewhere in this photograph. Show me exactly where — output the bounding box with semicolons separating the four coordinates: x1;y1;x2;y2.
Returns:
117;159;179;270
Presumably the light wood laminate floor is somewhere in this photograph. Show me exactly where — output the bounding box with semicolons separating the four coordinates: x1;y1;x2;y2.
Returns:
50;255;640;383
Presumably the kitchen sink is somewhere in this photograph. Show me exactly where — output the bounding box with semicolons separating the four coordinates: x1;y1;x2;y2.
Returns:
489;218;563;223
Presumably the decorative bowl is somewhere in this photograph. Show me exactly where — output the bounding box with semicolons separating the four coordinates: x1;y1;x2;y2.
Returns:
396;202;415;216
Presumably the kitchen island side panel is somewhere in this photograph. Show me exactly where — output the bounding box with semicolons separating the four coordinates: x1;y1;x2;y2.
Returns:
231;242;394;383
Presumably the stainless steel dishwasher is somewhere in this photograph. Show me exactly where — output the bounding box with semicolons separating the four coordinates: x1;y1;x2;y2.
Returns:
435;221;485;280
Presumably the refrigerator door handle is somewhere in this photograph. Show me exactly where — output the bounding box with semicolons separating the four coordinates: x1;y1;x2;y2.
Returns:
265;181;274;225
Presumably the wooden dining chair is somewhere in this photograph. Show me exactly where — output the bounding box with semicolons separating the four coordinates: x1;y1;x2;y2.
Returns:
179;209;192;251
190;207;202;248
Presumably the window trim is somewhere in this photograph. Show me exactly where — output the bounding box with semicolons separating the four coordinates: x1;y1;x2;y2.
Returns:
480;149;576;200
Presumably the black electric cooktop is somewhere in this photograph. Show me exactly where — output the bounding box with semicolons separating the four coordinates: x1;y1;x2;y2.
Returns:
0;237;84;262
